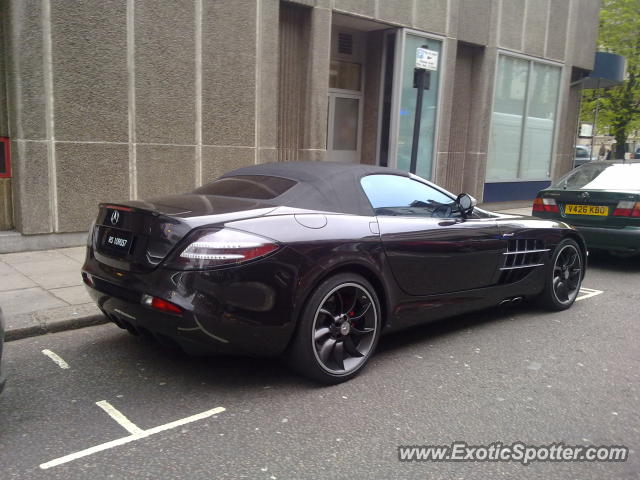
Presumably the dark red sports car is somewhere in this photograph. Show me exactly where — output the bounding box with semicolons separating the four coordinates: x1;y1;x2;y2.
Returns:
82;162;586;383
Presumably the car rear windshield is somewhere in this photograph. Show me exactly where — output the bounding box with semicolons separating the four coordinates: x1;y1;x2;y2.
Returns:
554;163;640;190
194;175;297;199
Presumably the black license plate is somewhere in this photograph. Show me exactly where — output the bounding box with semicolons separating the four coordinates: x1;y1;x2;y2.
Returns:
102;228;133;255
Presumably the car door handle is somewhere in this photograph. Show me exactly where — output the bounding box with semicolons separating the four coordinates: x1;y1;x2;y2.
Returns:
438;220;457;226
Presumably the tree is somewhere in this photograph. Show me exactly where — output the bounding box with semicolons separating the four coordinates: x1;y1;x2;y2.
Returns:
580;0;640;158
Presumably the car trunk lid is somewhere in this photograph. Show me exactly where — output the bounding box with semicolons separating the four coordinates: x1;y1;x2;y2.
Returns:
92;194;277;272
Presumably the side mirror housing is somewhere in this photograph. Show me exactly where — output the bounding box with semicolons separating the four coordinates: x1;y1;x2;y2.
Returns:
456;193;477;216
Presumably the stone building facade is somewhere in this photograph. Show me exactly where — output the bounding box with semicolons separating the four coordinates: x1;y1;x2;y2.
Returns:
0;0;600;248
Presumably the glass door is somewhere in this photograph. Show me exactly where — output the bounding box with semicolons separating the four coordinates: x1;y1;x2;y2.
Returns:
327;27;365;163
327;92;362;163
382;29;442;179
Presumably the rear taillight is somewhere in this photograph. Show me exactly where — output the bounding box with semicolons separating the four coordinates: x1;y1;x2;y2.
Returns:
141;294;183;315
82;272;94;287
533;197;558;213
613;201;640;217
166;228;279;270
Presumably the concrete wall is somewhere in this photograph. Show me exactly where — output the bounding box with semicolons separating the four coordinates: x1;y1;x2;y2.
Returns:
2;0;600;235
3;0;279;234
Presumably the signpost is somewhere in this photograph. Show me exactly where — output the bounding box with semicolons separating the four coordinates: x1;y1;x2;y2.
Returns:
410;47;438;174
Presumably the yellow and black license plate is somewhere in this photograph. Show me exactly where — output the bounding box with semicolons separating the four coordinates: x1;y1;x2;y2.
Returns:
565;204;609;216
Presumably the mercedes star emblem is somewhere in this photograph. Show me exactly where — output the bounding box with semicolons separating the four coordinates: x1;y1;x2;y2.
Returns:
110;210;120;225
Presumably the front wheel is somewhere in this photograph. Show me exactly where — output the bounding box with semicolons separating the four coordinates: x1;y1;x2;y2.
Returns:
537;238;584;311
286;273;381;384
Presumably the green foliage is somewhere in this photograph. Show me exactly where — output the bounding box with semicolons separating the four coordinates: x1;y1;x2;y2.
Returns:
580;0;640;153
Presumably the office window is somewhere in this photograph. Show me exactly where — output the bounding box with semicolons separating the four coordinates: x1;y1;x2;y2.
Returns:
486;55;561;181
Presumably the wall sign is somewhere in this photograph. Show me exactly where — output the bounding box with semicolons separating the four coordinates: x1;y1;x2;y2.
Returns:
415;47;438;71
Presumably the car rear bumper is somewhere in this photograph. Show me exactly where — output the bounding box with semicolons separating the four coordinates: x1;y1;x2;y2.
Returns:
576;225;640;252
82;248;305;357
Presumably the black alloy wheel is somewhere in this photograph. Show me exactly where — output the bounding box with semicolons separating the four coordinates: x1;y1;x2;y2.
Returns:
287;273;381;384
538;238;583;311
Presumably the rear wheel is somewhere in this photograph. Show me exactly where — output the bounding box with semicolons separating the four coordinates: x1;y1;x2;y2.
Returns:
538;238;583;311
286;273;381;384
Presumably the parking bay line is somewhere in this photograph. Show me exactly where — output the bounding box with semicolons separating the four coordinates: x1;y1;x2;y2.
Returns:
41;349;70;369
96;400;144;435
39;406;226;469
576;287;603;302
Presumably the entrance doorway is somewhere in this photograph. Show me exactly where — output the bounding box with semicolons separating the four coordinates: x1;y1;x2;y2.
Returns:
327;27;364;163
377;29;443;179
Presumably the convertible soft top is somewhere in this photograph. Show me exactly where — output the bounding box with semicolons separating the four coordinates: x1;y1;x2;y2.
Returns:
221;161;412;216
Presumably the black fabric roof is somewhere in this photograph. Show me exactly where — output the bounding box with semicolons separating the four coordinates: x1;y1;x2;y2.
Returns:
221;161;411;216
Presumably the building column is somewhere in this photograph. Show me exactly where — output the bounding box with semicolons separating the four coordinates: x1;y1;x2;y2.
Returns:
299;6;331;162
4;0;54;234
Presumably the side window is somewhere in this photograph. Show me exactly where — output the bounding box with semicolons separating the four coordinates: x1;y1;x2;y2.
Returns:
360;174;455;217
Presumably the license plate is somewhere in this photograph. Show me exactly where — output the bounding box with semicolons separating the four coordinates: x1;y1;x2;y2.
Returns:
564;204;609;216
102;228;133;254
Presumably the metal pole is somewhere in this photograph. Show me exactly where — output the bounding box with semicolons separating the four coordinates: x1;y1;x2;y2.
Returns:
410;69;426;174
591;78;600;159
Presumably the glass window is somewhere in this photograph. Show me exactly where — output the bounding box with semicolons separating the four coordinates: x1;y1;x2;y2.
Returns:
332;97;359;150
521;63;561;179
361;174;454;217
329;60;361;91
396;35;441;179
486;55;561;181
194;175;297;199
488;56;528;180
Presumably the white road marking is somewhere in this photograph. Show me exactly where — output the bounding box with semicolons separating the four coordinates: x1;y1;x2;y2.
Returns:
576;287;604;302
41;349;69;369
40;406;226;469
96;400;144;435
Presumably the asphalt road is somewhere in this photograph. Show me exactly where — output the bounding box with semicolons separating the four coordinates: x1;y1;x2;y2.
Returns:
1;251;638;480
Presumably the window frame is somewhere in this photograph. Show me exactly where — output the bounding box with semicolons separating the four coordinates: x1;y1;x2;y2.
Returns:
486;51;563;183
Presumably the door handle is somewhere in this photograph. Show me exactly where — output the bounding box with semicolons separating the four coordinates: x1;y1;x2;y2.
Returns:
438;220;456;226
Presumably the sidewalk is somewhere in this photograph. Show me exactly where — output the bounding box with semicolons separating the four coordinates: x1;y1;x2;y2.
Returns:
1;205;533;342
0;247;104;341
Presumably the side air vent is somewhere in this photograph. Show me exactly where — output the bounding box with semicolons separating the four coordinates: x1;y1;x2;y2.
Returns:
338;32;353;55
498;239;549;284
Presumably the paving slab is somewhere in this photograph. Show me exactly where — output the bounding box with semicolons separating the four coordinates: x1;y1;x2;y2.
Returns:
49;285;93;305
497;207;533;216
0;250;68;265
10;259;83;289
0;272;37;292
0;262;18;274
0;287;68;317
58;246;87;263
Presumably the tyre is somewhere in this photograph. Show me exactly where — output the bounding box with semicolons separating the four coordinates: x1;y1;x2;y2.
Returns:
286;273;382;384
537;238;584;311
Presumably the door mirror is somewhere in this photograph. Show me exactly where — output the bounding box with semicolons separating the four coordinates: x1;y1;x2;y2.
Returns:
456;193;476;215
